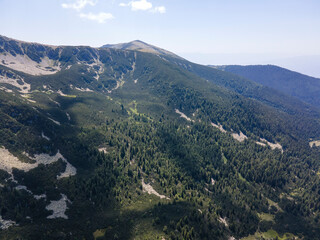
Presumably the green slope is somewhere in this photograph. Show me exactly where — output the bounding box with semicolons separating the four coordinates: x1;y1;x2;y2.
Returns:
0;36;320;239
103;41;320;127
214;64;320;109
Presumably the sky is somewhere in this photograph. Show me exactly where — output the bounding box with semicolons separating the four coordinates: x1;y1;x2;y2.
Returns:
1;0;320;77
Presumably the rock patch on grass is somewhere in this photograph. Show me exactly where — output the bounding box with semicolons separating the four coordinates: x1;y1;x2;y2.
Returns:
142;179;169;200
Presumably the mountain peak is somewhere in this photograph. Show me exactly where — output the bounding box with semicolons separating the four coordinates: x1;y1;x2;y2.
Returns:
101;40;183;60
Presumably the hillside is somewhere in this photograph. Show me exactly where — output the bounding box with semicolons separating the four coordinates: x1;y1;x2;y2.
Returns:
213;65;320;108
104;41;320;124
0;36;320;239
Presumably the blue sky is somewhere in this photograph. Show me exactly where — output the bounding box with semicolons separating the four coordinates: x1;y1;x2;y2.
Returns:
1;0;320;77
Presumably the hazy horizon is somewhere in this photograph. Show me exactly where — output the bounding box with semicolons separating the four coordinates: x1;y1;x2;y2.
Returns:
179;53;320;78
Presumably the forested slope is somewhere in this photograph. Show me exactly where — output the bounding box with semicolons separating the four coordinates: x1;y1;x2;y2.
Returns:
0;36;319;239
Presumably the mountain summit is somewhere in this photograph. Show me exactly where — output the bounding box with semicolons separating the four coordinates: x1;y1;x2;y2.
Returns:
101;40;183;59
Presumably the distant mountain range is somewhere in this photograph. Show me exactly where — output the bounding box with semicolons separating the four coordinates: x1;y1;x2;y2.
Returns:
213;65;320;108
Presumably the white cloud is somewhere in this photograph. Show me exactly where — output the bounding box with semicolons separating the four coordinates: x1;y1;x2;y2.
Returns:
119;0;166;13
62;0;97;11
119;0;152;11
79;12;114;23
131;0;152;11
152;6;166;14
62;0;114;23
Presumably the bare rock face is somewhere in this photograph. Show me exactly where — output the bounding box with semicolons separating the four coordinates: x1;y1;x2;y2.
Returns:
0;147;76;180
0;216;17;230
142;178;169;200
0;69;30;93
46;194;71;219
231;131;248;142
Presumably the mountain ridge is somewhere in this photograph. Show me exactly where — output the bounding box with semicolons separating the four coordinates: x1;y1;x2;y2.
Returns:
213;64;320;108
100;39;320;117
101;39;184;60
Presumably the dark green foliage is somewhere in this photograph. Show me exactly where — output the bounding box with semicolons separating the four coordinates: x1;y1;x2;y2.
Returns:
0;36;319;239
